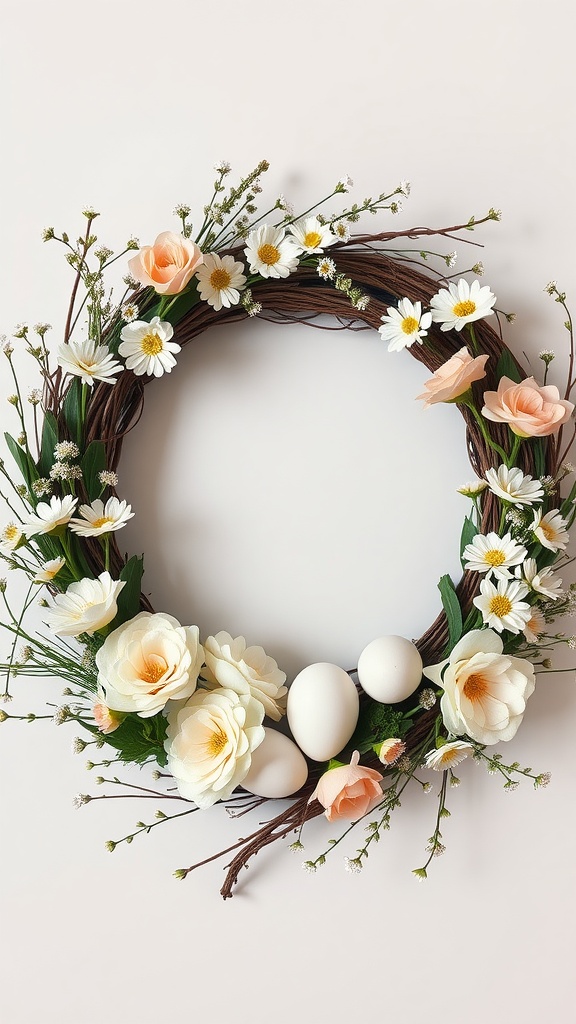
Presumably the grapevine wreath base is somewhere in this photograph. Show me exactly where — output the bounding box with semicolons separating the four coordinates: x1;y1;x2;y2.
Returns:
1;167;573;898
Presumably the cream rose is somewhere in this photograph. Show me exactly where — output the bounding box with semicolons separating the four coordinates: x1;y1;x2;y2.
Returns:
417;347;488;407
202;631;287;721
482;376;574;437
164;688;265;808
128;231;203;295
423;628;535;745
43;572;124;637
96;611;204;718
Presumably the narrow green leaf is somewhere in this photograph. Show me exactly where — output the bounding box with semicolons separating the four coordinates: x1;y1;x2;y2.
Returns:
113;554;144;627
82;441;108;500
438;574;463;649
560;479;576;518
62;378;82;442
496;349;522;384
4;432;39;489
38;410;59;477
532;437;546;477
460;515;478;564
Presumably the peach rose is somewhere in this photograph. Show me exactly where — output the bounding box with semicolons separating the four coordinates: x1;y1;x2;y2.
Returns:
310;750;383;822
417;347;489;407
128;231;203;295
482;376;574;437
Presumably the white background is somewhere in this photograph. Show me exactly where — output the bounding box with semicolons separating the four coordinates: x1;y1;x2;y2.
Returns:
1;2;575;1022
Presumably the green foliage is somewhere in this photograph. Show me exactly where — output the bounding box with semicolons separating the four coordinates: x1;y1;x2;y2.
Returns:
438;574;463;650
62;378;82;441
496;348;522;384
4;432;39;490
82;441;108;500
532;437;546;477
460;515;478;565
103;712;168;766
113;555;145;627
38;411;59;478
348;701;405;755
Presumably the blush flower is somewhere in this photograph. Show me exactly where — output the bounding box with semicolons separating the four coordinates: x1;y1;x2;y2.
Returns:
202;631;287;721
93;695;124;735
482;377;574;437
417;347;489;407
423;628;535;745
310;751;383;822
164;688;265;808
96;611;204;718
128;231;203;295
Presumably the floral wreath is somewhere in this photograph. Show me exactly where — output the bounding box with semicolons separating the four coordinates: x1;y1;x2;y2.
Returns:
1;160;575;898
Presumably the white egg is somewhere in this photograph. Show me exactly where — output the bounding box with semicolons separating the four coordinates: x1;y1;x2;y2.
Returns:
287;662;359;762
241;728;309;799
357;635;423;704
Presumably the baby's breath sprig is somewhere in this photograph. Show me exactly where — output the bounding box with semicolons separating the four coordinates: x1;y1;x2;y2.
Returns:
472;747;550;790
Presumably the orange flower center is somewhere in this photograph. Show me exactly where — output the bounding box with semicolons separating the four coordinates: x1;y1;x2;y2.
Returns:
257;243;280;266
539;521;555;541
142;657;168;690
209;727;227;756
489;595;513;618
453;300;476;317
140;332;164;356
210;267;232;290
463;672;489;703
303;231;322;248
438;747;461;765
485;549;506;567
401;316;419;335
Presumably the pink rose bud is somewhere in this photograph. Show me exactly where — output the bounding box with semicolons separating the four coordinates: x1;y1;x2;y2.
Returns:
482;376;574;437
128;231;204;296
417;347;489;407
310;750;383;822
93;700;124;735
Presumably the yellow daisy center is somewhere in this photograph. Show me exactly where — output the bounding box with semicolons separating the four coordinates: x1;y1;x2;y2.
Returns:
4;524;19;541
140;332;163;356
210;267;232;290
539;521;555;541
463;672;489;703
489;595;512;618
401;316;419;335
303;231;322;248
91;516;114;529
453;300;476;317
257;243;280;266
438;747;461;765
485;549;506;567
209;727;227;757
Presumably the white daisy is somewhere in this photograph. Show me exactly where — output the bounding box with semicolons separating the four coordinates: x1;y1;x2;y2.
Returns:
42;572;125;637
195;253;247;311
463;532;527;579
457;480;488;498
514;558;563;601
0;522;23;555
331;220;351;242
523;607;546;643
288;216;336;254
22;495;78;538
378;298;432;352
34;557;66;583
423;741;474;771
57;338;122;387
317;257;336;280
473;577;531;634
485;465;544;506
118;316;181;377
244;225;300;279
532;509;570;551
429;279;496;332
69;497;134;537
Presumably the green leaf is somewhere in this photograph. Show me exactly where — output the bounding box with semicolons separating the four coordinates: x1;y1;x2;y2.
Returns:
438;574;463;649
82;441;108;500
62;378;82;442
560;479;576;518
496;349;522;384
532;438;546;477
113;554;144;627
38;410;59;477
460;515;478;565
99;712;168;765
4;432;39;490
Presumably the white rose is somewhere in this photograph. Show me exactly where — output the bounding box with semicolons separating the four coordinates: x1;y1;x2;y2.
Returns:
165;687;265;808
96;611;204;718
43;572;125;636
202;631;287;721
422;628;535;745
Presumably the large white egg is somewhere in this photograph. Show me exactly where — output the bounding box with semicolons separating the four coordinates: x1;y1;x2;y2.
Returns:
241;728;309;799
287;662;359;762
357;635;423;704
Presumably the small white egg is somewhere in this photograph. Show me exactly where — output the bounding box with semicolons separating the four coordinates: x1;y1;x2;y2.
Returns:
287;662;359;762
241;728;309;799
357;636;423;704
